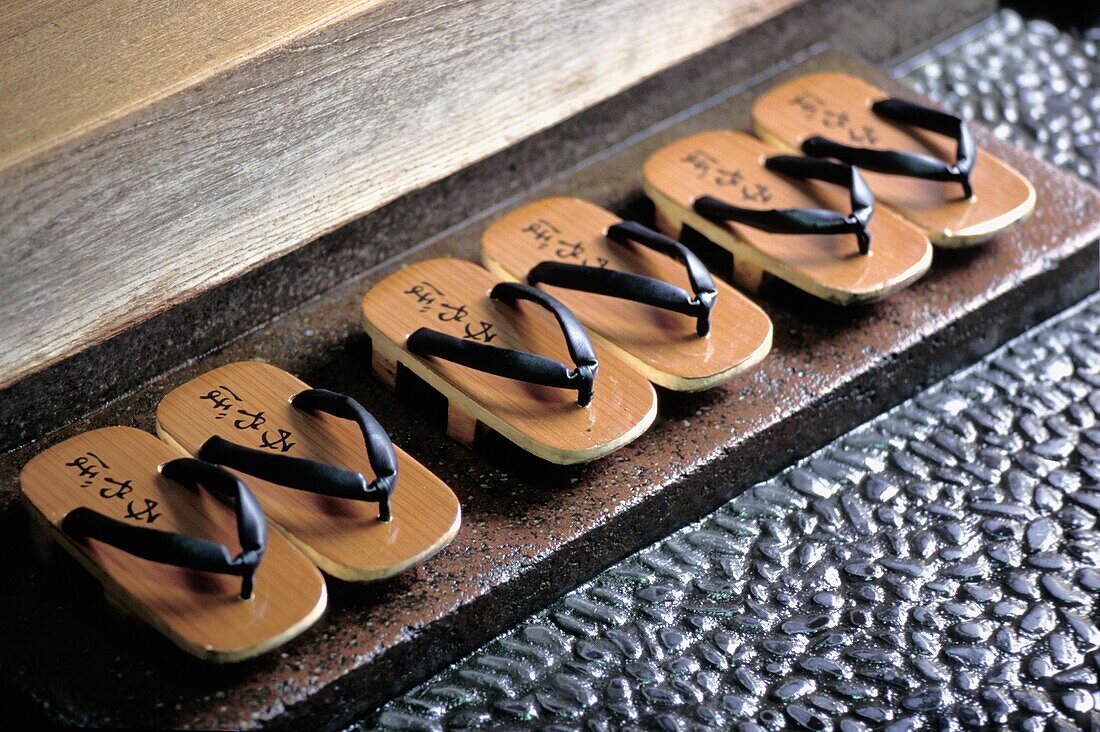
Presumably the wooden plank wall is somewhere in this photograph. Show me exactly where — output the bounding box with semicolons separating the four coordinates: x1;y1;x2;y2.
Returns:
0;0;803;389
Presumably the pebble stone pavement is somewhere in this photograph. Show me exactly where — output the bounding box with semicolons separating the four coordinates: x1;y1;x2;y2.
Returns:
362;11;1100;731
903;9;1100;186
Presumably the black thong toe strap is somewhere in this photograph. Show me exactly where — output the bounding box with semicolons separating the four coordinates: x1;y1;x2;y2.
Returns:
199;389;399;521
406;281;599;406
526;220;718;337
801;97;975;199
693;156;874;255
62;458;266;599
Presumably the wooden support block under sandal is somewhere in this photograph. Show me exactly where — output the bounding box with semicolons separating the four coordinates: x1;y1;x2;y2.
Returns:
361;258;657;464
752;71;1035;247
19;427;326;662
481;197;772;392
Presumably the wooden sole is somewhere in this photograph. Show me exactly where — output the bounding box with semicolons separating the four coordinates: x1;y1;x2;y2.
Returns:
361;258;657;464
751;71;1036;247
19;427;327;662
643;130;932;305
481;197;773;392
156;362;462;582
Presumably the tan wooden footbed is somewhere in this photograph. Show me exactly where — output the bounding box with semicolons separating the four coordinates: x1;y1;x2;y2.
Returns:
19;427;326;662
481;197;773;392
156;362;461;582
361;258;657;464
643;130;932;304
752;71;1036;246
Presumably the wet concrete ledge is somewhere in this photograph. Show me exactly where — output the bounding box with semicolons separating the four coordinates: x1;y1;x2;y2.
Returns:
366;293;1100;730
0;50;1096;729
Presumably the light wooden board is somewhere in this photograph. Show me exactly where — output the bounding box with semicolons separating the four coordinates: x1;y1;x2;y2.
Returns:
752;71;1036;246
0;0;805;390
0;1;387;169
361;258;657;464
643;130;933;304
481;197;773;391
19;426;326;662
156;362;461;582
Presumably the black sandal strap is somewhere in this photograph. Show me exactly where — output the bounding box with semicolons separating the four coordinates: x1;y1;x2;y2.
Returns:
693;156;874;255
801;97;975;199
406;282;599;407
291;389;399;520
61;458;266;599
526;220;718;337
198;390;398;521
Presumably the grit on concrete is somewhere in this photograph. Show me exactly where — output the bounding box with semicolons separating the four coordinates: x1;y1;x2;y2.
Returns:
364;11;1100;731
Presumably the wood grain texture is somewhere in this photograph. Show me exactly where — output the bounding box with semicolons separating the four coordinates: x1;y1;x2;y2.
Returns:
752;71;1036;245
156;361;461;581
481;197;773;391
19;426;326;662
361;258;657;464
0;1;387;168
0;0;805;390
644;130;933;304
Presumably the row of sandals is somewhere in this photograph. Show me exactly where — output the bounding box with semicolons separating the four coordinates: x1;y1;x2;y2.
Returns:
20;72;1034;662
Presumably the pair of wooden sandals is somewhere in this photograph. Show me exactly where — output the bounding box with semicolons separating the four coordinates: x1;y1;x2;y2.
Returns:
21;362;461;662
360;72;1033;463
361;241;768;465
21;71;1034;664
645;72;1034;303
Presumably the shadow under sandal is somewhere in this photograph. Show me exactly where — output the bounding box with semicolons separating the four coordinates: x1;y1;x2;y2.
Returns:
752;71;1035;247
643;130;931;304
155;362;461;582
19;427;326;662
361;258;657;464
480;197;773;392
